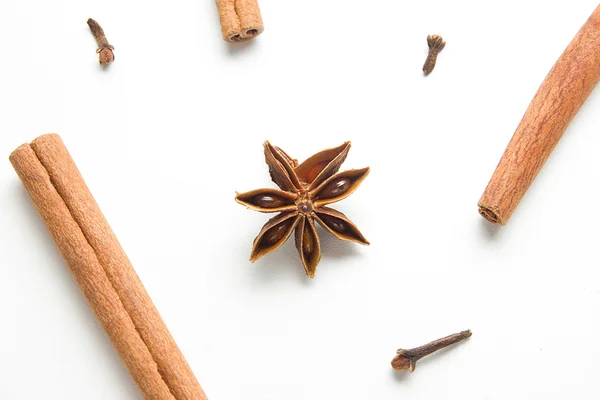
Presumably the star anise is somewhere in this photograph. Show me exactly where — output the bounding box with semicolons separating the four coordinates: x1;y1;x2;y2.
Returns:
235;141;370;278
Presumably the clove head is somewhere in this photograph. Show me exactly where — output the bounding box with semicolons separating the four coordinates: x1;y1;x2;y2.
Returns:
391;350;415;371
97;46;115;65
427;35;446;53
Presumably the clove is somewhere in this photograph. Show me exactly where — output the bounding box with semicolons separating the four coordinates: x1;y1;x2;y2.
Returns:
391;329;471;372
423;34;445;75
87;18;114;65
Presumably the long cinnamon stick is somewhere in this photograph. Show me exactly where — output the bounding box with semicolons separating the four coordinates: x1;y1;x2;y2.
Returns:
478;5;600;225
10;135;207;400
216;0;264;42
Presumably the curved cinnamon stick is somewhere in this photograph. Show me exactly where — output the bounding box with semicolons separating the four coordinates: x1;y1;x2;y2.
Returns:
478;5;600;225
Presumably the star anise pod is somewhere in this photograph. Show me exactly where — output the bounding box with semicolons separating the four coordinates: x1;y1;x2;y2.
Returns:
235;141;370;278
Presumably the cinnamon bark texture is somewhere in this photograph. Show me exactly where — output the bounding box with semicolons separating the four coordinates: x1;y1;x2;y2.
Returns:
216;0;264;42
10;135;207;400
478;5;600;225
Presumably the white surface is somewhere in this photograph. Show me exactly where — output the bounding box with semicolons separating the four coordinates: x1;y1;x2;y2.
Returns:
1;0;600;398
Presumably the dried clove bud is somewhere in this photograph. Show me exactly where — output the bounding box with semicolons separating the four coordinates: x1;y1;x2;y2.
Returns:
392;330;471;372
87;18;114;65
423;34;445;76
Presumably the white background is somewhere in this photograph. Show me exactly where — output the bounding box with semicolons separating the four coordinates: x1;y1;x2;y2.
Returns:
1;0;600;399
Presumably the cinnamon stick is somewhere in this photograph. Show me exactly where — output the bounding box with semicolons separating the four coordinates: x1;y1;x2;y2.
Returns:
10;134;207;400
216;0;264;42
478;5;600;225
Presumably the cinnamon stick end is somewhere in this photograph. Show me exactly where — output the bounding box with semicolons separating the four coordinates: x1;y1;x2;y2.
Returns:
9;143;32;164
30;134;64;160
241;26;264;40
31;133;61;147
216;0;263;42
224;25;263;42
478;204;505;226
227;33;242;42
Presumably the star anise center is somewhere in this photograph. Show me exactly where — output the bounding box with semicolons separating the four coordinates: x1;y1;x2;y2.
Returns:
297;198;313;214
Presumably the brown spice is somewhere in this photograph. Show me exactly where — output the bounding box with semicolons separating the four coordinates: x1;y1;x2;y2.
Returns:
235;141;370;278
392;330;471;372
478;5;600;225
87;18;114;65
10;134;207;399
216;0;264;42
423;35;445;75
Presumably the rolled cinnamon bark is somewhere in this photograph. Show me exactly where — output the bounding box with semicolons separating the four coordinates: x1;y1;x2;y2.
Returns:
10;135;207;400
478;5;600;225
216;0;264;42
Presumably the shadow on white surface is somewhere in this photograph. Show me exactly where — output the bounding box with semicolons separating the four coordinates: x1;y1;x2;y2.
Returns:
390;366;410;383
318;225;366;277
478;218;503;240
226;40;257;57
318;226;364;259
249;238;311;283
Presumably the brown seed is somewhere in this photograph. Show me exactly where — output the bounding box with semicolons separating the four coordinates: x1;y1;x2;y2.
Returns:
320;178;351;199
263;220;292;245
254;194;286;208
303;226;314;254
319;214;347;232
306;161;329;183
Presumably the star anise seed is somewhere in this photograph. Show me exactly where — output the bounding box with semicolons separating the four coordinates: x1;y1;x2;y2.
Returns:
236;141;370;278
